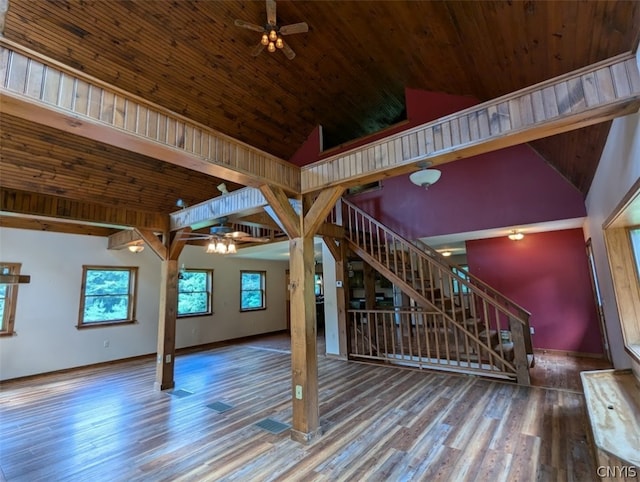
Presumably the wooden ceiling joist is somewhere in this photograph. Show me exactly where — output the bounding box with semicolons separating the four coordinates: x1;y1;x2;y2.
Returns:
0;41;300;194
0;187;168;231
301;53;640;193
169;187;267;232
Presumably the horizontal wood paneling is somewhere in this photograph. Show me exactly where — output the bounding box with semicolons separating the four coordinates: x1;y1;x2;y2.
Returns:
0;187;168;231
0;215;116;237
170;187;267;232
301;53;640;193
0;113;241;214
0;42;300;193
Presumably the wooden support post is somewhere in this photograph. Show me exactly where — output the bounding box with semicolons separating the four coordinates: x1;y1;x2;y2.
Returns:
289;234;321;443
262;186;345;443
509;317;531;386
155;257;179;391
153;231;187;391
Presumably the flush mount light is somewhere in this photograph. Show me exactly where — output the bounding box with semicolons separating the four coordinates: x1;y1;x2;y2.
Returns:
441;251;452;257
508;230;524;241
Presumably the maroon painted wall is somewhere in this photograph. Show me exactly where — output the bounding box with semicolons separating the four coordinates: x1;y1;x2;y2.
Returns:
466;229;603;355
349;144;586;239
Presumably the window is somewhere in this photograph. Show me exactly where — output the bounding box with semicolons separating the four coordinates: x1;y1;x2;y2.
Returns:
178;269;213;317
630;228;640;276
452;265;470;294
78;266;137;327
314;274;323;296
0;263;21;336
240;270;266;311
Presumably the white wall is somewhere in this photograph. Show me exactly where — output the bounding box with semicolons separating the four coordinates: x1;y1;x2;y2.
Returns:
584;111;640;370
0;228;288;380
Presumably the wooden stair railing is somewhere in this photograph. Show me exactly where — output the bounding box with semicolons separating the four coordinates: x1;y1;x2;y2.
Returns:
339;198;532;385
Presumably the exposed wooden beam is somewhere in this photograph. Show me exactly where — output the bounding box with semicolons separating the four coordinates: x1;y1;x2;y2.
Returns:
321;236;341;262
260;185;301;239
231;211;280;230
301;53;640;193
0;274;30;284
167;229;190;261
0;41;300;194
303;187;345;238
316;223;344;239
107;229;142;250
0;215;116;236
170;187;266;232
135;228;168;260
155;259;178;391
0;187;168;231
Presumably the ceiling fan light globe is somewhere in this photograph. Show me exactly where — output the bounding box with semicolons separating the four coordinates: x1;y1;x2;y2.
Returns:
261;33;269;46
268;29;277;42
205;242;216;254
227;242;237;254
275;37;284;49
267;42;276;52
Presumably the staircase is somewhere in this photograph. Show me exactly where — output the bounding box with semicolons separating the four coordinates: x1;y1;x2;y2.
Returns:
339;198;534;385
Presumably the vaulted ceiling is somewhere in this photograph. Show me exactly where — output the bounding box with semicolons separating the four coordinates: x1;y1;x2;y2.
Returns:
1;1;639;227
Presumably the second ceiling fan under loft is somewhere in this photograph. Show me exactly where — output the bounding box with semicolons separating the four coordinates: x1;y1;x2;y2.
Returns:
234;0;309;60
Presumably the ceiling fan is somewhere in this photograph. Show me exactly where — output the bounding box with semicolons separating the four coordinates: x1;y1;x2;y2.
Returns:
209;220;271;244
234;0;309;60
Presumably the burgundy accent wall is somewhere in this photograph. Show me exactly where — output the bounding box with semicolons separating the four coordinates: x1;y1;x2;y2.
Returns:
289;88;479;166
289;125;323;167
349;144;587;239
466;229;603;355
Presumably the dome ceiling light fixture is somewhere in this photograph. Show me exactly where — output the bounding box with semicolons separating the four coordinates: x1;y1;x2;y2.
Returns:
410;161;442;189
508;230;524;241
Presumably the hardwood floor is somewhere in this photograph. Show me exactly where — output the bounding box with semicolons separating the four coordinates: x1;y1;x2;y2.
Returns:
0;335;601;481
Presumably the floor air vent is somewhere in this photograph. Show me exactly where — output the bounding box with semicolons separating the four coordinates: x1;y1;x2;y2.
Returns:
167;389;193;398
207;401;234;413
254;418;291;434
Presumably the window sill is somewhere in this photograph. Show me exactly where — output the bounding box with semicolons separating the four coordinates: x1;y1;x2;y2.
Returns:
0;331;16;337
240;307;266;313
76;320;137;329
178;312;213;319
625;343;640;365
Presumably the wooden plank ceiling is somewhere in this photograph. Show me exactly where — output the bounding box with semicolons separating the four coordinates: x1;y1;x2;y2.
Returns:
1;1;639;231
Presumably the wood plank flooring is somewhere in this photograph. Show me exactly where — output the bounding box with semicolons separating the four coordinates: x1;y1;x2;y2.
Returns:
0;335;601;481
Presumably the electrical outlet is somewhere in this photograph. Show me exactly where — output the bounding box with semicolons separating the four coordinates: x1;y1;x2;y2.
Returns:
295;385;303;400
103;340;110;348
530;326;535;335
165;354;172;363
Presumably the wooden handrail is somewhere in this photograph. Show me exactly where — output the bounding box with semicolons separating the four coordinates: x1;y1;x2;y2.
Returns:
340;198;532;384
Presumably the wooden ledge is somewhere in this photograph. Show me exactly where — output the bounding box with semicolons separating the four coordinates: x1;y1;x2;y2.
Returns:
580;369;640;469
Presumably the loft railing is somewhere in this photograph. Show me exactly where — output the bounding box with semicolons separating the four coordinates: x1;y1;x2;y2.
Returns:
340;198;532;384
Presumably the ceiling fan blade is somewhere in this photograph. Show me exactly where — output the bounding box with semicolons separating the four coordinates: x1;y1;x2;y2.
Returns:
266;0;277;26
281;40;296;60
279;22;308;35
251;42;266;57
234;19;264;33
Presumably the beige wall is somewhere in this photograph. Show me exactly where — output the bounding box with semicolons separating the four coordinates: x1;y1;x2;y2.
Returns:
0;227;288;380
584;111;640;369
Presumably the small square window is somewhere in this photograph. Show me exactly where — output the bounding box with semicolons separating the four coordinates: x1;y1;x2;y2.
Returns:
78;266;137;328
